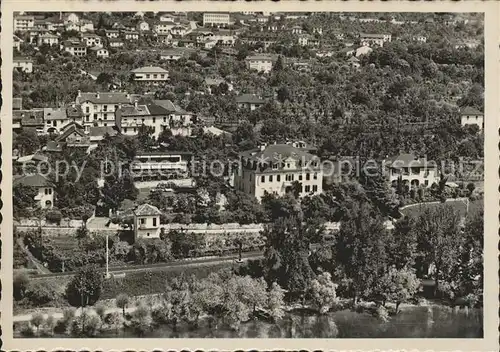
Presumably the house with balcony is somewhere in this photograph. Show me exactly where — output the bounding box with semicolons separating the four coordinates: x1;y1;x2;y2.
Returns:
76;91;134;131
62;40;87;57
82;33;103;47
123;30;140;40
131;151;192;182
115;100;194;138
245;55;275;73
236;94;266;111
360;33;391;47
37;33;59;46
385;153;438;188
460;106;484;131
13;174;54;209
89;46;109;59
133;203;163;240
104;29;120;39
131;66;169;82
235;143;323;201
13;57;33;73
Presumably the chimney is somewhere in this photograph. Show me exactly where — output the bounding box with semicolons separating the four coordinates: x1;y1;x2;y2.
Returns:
77;90;81;98
96;93;100;99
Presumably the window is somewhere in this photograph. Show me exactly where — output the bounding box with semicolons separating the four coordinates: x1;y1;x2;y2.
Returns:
104;123;107;127
306;173;310;180
272;163;278;170
261;175;265;183
269;175;273;182
133;127;137;133
153;217;157;226
104;113;108;120
85;106;90;113
94;105;98;110
86;116;90;122
146;74;150;79
163;117;167;122
124;128;128;133
140;218;145;225
153;74;157;79
93;113;97;120
425;180;429;186
313;172;318;180
312;185;318;192
299;174;302;181
286;163;290;168
45;188;49;195
277;175;281;182
305;185;311;192
152;117;156;123
103;105;107;112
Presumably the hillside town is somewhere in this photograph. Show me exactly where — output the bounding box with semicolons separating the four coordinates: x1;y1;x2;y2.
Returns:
13;11;484;338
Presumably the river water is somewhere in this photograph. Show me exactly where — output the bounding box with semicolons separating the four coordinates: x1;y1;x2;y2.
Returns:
100;306;483;338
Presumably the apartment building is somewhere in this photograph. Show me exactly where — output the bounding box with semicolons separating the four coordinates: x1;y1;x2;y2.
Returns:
115;100;193;138
131;152;191;182
234;143;323;201
76;91;133;131
37;33;59;46
82;33;103;47
14;14;35;31
203;12;231;27
62;41;87;57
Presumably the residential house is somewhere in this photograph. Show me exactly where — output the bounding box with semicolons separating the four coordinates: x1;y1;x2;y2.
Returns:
116;100;194;138
154;21;176;34
157;33;173;45
13;174;54;209
37;33;59;46
43;107;70;133
15;109;44;134
108;38;125;48
360;33;392;47
460;106;484;131
89;126;119;143
291;25;303;35
385;153;438;188
131;66;169;82
313;27;323;35
413;35;427;43
212;30;237;46
104;29;120;39
14;14;35;31
13;57;33;73
245;55;274;73
82;33;103;47
62;40;87;56
298;34;319;47
170;25;188;36
159;13;175;22
79;19;95;32
133;203;163;240
76;91;134;131
204;77;233;94
203;12;231;27
55;124;91;148
137;20;150;32
89;46;109;59
454;40;480;50
236;94;266;111
28;28;49;44
347;55;360;68
123;31;140;40
234;143;323;201
13;35;23;51
64;12;80;24
160;49;185;61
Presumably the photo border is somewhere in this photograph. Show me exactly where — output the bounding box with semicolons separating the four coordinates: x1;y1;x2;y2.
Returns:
1;0;498;350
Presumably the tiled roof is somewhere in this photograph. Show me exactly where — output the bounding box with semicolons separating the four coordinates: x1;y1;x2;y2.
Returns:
118;104;151;116
245;54;275;61
240;144;318;164
131;66;168;74
134;203;162;216
15;109;44;126
89;126;118;137
44;107;67;121
66;105;83;117
56;124;86;142
460;106;483;115
386;153;437;168
236;94;265;105
14;174;51;188
77;92;131;104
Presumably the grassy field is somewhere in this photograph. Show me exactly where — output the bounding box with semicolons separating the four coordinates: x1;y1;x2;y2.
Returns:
400;198;483;219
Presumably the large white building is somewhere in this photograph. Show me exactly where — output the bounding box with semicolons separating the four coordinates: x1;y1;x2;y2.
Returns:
115;100;193;138
245;55;274;73
385;153;438;188
234;143;323;201
360;33;392;47
203;13;231;27
13;57;33;73
131;66;169;82
76;91;134;131
14;14;35;31
460;106;484;131
82;33;103;47
131;151;191;181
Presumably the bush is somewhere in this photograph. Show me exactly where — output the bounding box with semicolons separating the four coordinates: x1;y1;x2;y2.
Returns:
14;272;30;301
26;281;60;305
45;210;63;225
30;312;45;334
375;305;390;322
71;311;102;337
55;307;76;334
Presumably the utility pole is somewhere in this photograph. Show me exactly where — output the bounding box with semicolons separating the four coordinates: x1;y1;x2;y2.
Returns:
105;234;110;279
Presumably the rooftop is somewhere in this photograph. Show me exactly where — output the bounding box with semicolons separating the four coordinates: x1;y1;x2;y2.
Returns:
236;94;265;105
134;203;163;216
14;174;51;188
460;106;483;115
77;91;131;104
43;107;67;120
131;66;169;74
240;144;319;165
